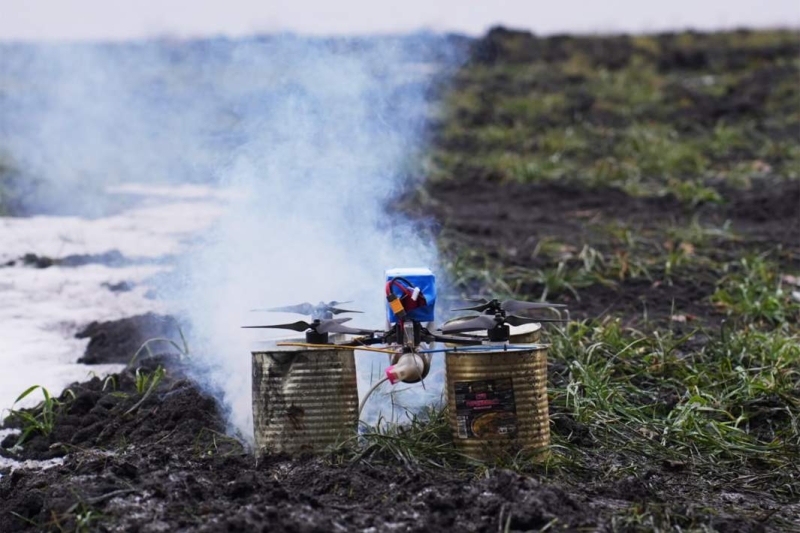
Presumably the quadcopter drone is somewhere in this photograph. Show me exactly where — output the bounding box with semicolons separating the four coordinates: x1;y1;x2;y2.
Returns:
243;268;567;407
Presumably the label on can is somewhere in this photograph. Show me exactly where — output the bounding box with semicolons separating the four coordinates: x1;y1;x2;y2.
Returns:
454;378;517;439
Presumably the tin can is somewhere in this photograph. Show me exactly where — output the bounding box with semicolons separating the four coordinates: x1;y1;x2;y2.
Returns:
445;346;550;461
252;344;358;455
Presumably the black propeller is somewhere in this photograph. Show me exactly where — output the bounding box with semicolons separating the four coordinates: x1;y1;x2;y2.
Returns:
242;317;372;335
251;300;362;320
442;314;565;334
453;298;566;314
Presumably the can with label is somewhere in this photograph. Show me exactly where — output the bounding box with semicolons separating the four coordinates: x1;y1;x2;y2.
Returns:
445;346;549;461
252;344;358;455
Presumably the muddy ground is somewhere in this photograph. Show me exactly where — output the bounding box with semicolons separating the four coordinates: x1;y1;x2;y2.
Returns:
0;365;597;532
419;176;799;326
0;328;783;533
2;308;796;531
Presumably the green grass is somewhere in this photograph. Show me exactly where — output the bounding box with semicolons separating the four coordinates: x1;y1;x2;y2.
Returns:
434;29;800;206
133;365;166;395
125;365;166;416
440;215;743;300
4;331;187;450
128;327;190;366
712;255;800;326
550;321;799;483
342;318;799;505
383;29;800;528
418;223;798;527
342;408;461;469
6;385;74;446
381;216;799;513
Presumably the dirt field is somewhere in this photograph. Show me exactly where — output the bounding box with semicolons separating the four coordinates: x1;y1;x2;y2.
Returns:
2;28;799;532
421;175;798;326
0;349;603;532
0;325;783;533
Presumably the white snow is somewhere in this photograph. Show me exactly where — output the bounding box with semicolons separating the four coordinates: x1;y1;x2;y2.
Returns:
0;199;225;264
0;185;227;415
0;428;66;476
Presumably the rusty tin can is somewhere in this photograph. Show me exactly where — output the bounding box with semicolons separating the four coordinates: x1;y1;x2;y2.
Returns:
445;345;550;461
252;344;358;455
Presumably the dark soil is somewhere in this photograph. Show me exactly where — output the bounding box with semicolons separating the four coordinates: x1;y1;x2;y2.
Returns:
426;176;799;247
0;357;216;461
1;388;600;533
471;27;799;73
0;353;599;531
76;313;184;365
102;281;135;293
422;25;800;331
569;276;719;326
721;179;800;246
417;177;799;326
2;250;174;269
11;251;128;268
1;353;783;532
3;305;795;531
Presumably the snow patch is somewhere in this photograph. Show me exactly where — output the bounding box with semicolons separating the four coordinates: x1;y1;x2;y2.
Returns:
0;185;226;414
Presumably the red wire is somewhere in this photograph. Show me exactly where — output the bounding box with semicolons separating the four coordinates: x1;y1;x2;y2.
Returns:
387;278;411;331
386;278;413;299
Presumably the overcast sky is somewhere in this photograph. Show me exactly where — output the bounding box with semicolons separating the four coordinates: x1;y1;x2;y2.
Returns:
1;0;798;41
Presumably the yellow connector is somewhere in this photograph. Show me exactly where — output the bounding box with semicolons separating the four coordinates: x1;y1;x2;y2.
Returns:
387;294;406;319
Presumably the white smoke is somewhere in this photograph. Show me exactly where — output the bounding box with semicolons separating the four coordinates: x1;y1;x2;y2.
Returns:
1;34;462;439
172;39;451;437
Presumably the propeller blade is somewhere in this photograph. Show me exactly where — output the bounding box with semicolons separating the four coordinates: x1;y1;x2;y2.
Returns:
323;317;353;325
242;317;354;333
256;303;315;315
242;320;312;332
315;318;362;334
328;307;363;315
442;314;568;333
505;314;567;326
452;297;490;311
254;301;362;319
502;299;567;313
442;315;498;333
452;302;492;313
453;298;567;314
322;323;377;335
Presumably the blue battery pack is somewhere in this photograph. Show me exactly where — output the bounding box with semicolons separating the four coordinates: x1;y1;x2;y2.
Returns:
385;267;436;323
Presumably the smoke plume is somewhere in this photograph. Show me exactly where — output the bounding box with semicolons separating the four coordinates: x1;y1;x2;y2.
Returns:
0;34;463;438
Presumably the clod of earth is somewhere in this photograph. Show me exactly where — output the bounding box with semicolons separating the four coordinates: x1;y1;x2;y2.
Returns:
76;313;185;365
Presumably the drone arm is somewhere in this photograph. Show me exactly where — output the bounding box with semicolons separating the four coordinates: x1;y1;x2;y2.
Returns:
339;333;389;347
422;330;484;346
